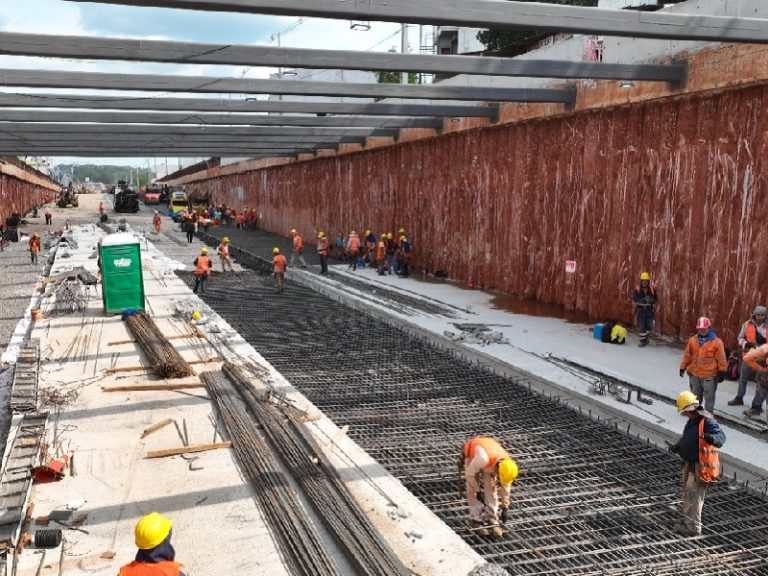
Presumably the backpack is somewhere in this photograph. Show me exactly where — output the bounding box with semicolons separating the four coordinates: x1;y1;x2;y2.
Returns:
610;324;627;345
600;322;615;343
725;348;741;381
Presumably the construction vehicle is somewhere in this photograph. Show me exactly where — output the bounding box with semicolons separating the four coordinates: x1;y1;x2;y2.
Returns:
114;185;140;213
57;186;79;208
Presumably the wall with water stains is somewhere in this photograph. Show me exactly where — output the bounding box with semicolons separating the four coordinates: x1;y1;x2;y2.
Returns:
0;164;54;227
188;83;768;345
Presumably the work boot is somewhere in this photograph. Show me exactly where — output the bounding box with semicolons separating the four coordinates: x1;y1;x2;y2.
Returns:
744;407;763;417
728;397;744;406
471;521;489;537
490;525;504;538
638;339;647;348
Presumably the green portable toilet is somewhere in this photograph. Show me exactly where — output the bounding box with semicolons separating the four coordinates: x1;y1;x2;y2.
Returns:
99;233;145;314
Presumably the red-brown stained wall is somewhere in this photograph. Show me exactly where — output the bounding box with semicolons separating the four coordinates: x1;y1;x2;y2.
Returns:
188;83;768;345
0;172;49;227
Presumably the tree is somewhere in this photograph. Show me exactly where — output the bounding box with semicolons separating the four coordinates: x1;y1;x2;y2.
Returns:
376;70;420;85
477;0;599;52
54;164;154;187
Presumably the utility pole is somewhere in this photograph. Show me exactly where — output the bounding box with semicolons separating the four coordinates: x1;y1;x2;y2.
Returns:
401;24;408;84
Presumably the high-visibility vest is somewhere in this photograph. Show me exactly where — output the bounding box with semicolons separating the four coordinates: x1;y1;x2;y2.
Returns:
463;437;509;469
698;418;720;483
347;235;360;252
293;234;303;252
218;244;229;258
194;256;211;276
119;560;182;576
273;254;287;273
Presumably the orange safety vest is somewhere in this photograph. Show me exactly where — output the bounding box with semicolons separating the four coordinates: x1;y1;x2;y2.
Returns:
293;234;303;252
348;235;360;252
375;240;386;261
317;236;329;256
698;419;720;483
119;561;182;576
194;255;211;277
218;244;229;258
463;437;509;469
273;254;287;273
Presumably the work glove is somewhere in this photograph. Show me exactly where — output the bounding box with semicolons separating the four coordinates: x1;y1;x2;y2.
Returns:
500;507;509;523
702;433;715;445
668;442;680;454
679;369;686;378
717;371;727;383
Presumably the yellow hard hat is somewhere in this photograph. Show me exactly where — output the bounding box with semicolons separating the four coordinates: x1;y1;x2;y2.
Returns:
386;232;393;240
350;230;356;235
398;228;406;234
32;232;38;237
640;272;651;280
134;512;172;550
498;458;518;485
201;247;208;254
222;237;230;243
365;229;371;235
272;247;280;254
318;231;325;238
290;228;297;234
191;310;201;321
676;390;698;412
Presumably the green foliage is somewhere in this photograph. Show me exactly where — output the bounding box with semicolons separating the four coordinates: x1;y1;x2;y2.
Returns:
477;0;599;52
376;71;420;84
54;164;154;187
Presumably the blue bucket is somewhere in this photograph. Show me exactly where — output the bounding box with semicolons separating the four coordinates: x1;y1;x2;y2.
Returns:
593;323;604;340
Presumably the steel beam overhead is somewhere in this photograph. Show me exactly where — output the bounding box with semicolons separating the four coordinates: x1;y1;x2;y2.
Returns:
0;122;399;137
0;31;686;83
66;0;768;44
0;93;498;118
0;69;577;104
0;135;360;146
0;109;443;129
0;149;302;157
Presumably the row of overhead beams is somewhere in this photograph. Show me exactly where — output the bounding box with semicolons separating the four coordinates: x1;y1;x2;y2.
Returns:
4;0;768;156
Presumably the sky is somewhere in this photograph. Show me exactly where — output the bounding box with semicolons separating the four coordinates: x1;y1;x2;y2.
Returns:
0;0;419;168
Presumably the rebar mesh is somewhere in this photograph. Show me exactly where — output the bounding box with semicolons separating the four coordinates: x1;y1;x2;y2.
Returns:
177;259;768;575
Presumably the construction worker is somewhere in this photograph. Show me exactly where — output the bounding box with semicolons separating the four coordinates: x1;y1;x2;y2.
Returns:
272;247;287;293
363;229;375;267
375;233;387;275
44;208;52;226
679;317;727;413
289;229;308;268
631;272;657;347
119;512;188;576
217;237;233;272
152;210;162;234
729;305;768;412
346;230;361;270
193;247;211;294
28;232;41;264
98;200;104;215
668;391;725;537
385;232;397;275
460;436;518;538
397;229;411;278
739;342;768;423
317;231;329;275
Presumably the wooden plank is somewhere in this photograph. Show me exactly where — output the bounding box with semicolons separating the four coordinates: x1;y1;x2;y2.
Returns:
105;357;222;374
107;332;202;346
144;442;232;459
103;383;204;392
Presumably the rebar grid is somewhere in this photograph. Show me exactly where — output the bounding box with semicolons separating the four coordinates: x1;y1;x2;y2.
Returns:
179;266;768;576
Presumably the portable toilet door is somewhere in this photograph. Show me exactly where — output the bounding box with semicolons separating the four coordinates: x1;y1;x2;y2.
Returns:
99;233;146;314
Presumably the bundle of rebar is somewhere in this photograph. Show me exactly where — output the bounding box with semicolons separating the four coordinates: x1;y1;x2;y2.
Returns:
201;371;342;576
124;312;194;379
222;362;410;576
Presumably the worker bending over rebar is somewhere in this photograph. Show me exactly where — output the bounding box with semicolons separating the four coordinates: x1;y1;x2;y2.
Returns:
460;436;518;538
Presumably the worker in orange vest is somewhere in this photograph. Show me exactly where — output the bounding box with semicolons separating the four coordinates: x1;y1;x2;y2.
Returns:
193;247;211;294
679;317;727;412
272;247;287;293
28;232;41;264
346;230;361;270
317;231;329;275
289;229;308;268
119;512;187;576
460;436;518;538
375;233;387;276
217;237;233;272
98;201;104;215
668;391;725;537
152;211;162;234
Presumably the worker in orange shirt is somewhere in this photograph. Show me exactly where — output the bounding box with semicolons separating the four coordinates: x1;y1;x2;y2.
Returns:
272;247;287;293
289;229;308;268
217;237;233;272
460;436;518;538
346;230;361;270
98;201;104;215
152;210;162;234
28;232;41;264
119;512;188;576
679;317;727;413
317;231;329;275
375;233;387;276
193;247;211;294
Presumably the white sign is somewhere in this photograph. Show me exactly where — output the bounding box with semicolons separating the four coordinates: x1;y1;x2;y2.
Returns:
565;260;577;274
113;258;132;268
